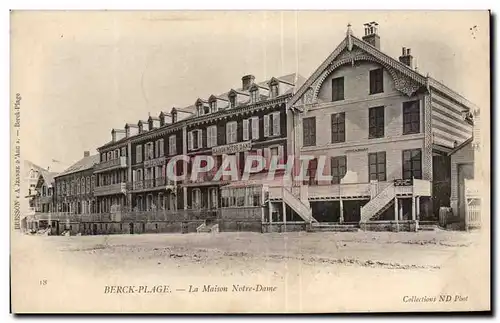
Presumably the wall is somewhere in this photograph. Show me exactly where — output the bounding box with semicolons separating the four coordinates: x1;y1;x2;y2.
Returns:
299;60;427;186
450;142;474;216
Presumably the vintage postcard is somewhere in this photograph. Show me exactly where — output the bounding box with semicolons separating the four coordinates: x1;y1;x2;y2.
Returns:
10;10;491;313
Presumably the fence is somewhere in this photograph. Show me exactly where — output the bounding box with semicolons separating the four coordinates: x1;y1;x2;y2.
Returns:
466;200;481;230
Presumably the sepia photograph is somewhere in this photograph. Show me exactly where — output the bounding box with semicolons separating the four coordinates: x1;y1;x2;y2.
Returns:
9;10;491;313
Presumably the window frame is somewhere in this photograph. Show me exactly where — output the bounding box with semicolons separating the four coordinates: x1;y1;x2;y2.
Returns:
368;106;385;139
303;116;316;147
331;156;347;184
331;112;346;143
402;149;422;180
226;121;237;144
169;135;177;156
368;151;387;182
369;68;384;95
403;100;421;135
331;76;345;101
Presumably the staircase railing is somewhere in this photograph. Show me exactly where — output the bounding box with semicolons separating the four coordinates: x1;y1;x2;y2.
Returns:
282;187;317;223
360;183;396;223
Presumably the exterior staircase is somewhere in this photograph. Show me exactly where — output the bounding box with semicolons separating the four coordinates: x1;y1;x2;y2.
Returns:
282;187;317;223
360;182;396;223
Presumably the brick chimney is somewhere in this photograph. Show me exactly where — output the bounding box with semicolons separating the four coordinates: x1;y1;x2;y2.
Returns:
84;151;90;157
242;75;255;91
362;22;380;49
399;47;414;68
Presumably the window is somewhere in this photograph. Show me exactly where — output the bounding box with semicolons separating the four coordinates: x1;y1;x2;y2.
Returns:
91;176;95;190
250;89;259;103
368;152;386;181
121;147;126;157
403;100;420;134
264;115;270;137
270;84;279;98
146;142;154;160
210;100;217;113
169;135;176;155
197;104;203;117
303;117;316;147
369;106;385;139
188;130;202;150
229;94;236;108
402;149;422;180
331;156;347;184
331;112;345;143
243;119;249;141
369;68;384;94
272;112;280;136
332;77;344;101
158;139;164;156
207;126;217;148
270;147;279;157
250;117;259;139
172;111;177;123
115;149;120;159
226;121;237;144
101;153;106;162
86;177;90;194
136;145;142;163
81;178;85;194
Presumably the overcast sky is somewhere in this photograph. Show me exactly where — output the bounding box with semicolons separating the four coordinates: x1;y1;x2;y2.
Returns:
11;10;489;172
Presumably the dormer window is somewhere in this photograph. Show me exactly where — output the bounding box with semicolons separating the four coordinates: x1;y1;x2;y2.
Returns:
172;110;177;123
270;84;279;98
197;104;203;117
250;89;259;104
210;100;217;113
229;94;236;108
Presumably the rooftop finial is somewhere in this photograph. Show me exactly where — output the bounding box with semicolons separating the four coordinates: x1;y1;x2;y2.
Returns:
346;23;353;36
346;23;353;51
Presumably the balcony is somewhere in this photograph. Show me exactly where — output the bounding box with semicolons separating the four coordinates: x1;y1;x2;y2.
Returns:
94;156;128;173
94;182;127;196
130;177;175;193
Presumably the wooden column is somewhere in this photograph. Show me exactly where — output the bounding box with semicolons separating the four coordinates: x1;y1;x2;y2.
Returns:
394;197;398;221
399;198;403;221
411;196;416;221
416;197;420;220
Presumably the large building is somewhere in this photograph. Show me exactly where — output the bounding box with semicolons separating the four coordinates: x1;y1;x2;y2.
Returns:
284;23;478;230
26;22;481;234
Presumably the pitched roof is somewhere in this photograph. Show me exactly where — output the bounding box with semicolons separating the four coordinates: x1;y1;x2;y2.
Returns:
55;154;99;177
288;32;477;110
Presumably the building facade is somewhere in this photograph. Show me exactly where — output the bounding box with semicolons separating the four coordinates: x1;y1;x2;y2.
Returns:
285;23;477;230
53;151;99;214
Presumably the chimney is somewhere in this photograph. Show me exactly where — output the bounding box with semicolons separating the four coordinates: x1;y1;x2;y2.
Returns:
242;75;255;91
399;47;414;68
84;151;90;157
362;22;380;49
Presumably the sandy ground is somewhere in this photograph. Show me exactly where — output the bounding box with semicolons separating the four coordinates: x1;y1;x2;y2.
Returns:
11;230;490;313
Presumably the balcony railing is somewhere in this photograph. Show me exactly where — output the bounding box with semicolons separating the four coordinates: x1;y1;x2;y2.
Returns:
94;182;127;196
130;177;175;192
94;156;128;172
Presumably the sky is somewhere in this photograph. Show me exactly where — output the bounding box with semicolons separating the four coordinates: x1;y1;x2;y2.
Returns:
10;10;489;172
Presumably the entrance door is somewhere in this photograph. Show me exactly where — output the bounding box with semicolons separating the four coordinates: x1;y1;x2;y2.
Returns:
129;222;134;234
458;163;474;223
92;223;97;235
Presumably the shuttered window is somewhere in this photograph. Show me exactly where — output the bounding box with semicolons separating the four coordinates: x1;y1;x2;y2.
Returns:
250;117;259;139
243;119;249;141
263;115;270;137
226;121;237;144
303;117;316;147
136;145;142;163
169;135;176;155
